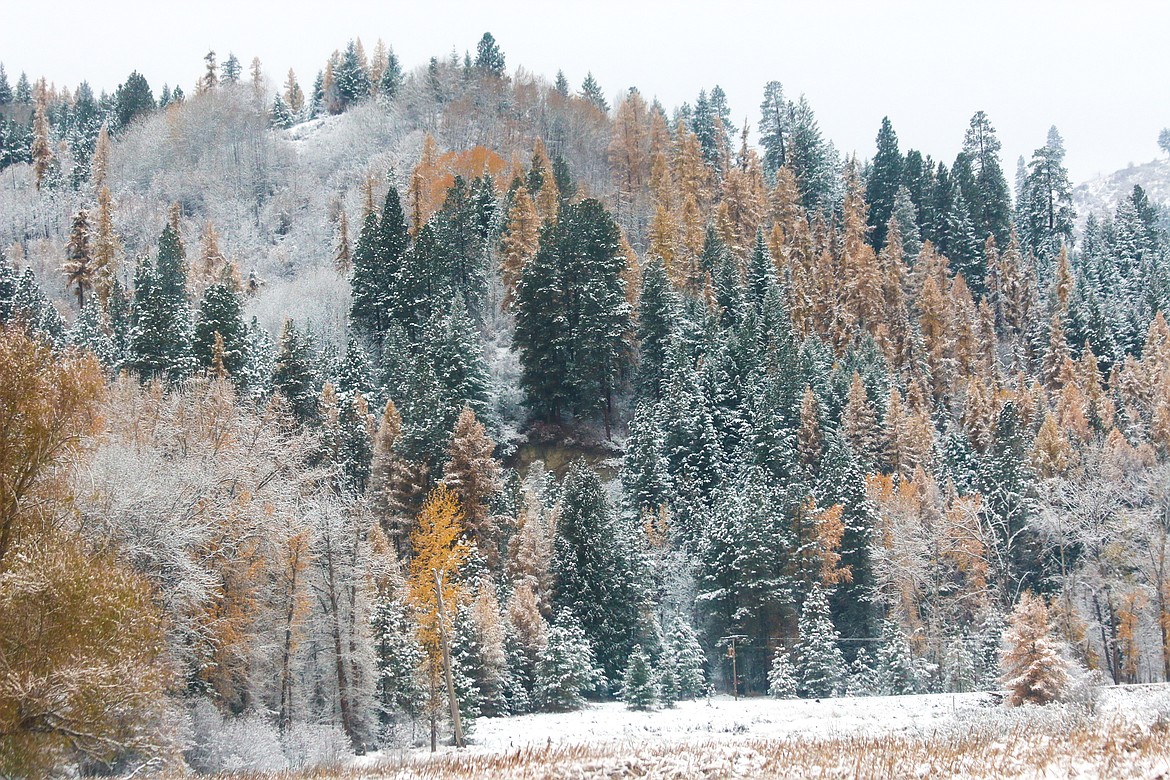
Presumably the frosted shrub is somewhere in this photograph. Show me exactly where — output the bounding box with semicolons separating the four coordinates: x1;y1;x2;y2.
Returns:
282;722;354;770
184;699;288;774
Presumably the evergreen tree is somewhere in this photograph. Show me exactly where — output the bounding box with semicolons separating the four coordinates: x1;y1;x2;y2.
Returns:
1017;126;1075;265
514;200;631;430
847;647;881;696
579;72;609;112
534;613;603;711
758;80;789;178
380;49;403;99
220;53;241;84
474;33;506;77
192;282;246;379
620;645;659;710
270;94;294;129
334;41;372;110
0;65;10;105
62;209;94;309
113;71;154;131
668;622;707;699
370;591;427;736
69;298;115;368
635;256;676;402
956;111;1013;248
980;401;1045;604
794;585;845;698
272;319;319;423
767;647;798;698
130;222;192;381
552;462;644;684
874;619;926;695
622;402;669;515
866;117;903;250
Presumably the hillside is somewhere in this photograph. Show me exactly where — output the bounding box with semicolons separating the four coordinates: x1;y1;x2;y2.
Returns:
1074;156;1170;227
2;33;1170;780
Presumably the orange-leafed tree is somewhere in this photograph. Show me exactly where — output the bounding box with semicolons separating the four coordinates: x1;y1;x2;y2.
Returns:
0;328;105;567
1000;592;1072;706
442;407;502;562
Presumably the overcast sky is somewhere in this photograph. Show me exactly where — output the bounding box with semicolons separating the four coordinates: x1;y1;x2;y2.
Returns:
3;0;1166;183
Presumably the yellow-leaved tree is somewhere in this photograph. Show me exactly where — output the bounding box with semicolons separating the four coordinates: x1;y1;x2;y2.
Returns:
407;485;471;750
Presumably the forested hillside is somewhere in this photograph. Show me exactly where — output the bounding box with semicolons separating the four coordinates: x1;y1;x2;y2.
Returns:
2;32;1170;776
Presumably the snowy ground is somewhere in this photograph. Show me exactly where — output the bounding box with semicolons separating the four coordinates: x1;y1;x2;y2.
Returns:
340;685;1170;778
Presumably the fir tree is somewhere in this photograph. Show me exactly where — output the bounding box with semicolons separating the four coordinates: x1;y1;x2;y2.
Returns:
767;648;798;698
669;623;707;699
129;222;192;382
794;585;845;698
514;200;631;431
192;282;246;379
980;401;1044;604
874;619;926;695
635;256;676;402
552;462;644;684
620;645;659;710
866;117;903;251
272;319;319;423
534;612;603;711
956;111;1013;248
579;72;608;112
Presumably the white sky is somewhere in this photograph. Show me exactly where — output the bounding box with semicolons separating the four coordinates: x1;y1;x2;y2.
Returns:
3;0;1167;183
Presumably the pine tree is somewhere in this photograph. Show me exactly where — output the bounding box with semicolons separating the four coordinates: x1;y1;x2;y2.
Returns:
620;645;659;710
473;32;506;77
999;592;1072;706
534;612;603;711
957;111;1013;248
767;648;798;698
1017;126;1075;265
794;585;845;698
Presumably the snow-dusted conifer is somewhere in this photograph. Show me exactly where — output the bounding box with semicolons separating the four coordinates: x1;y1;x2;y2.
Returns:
534;612;603;712
794;584;845;698
620;645;659;711
767;648;798;699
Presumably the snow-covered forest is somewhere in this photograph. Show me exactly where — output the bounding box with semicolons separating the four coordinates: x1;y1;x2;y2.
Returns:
3;31;1170;777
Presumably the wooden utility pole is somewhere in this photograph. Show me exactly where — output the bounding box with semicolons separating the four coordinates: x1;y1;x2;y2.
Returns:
721;634;747;699
434;569;465;748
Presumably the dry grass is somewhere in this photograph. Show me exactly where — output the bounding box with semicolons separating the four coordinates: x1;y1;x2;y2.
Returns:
176;702;1170;779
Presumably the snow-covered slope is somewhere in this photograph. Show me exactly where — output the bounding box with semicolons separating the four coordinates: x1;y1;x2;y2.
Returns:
1074;157;1170;225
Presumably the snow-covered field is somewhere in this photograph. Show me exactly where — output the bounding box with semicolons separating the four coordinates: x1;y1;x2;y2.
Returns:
330;686;1170;779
